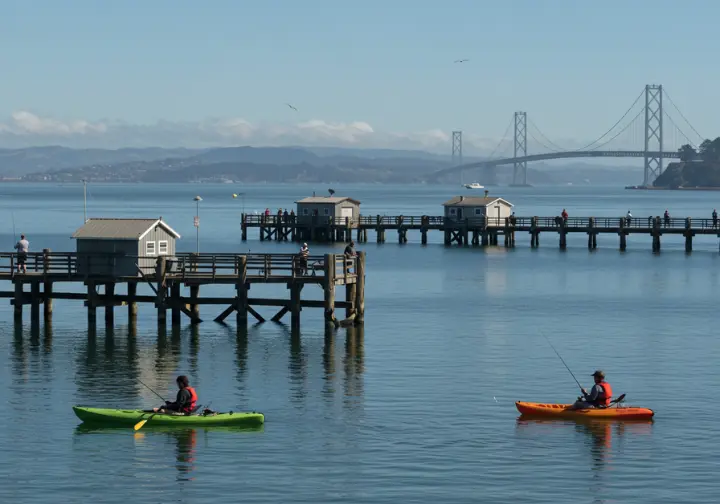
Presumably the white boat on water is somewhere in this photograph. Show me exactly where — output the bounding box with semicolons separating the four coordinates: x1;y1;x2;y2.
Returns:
463;182;484;189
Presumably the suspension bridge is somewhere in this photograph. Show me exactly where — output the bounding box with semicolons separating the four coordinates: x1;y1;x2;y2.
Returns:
429;84;706;187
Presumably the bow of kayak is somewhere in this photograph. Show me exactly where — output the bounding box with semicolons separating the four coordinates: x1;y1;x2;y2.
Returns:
73;406;265;427
515;401;654;420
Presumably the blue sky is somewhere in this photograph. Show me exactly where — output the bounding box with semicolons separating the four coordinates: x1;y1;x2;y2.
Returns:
0;0;717;151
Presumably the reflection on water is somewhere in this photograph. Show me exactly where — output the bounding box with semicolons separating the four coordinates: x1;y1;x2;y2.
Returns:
516;417;654;475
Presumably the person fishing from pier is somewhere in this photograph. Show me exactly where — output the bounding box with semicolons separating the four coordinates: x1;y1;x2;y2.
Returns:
713;209;717;228
571;370;612;410
153;375;198;414
344;240;356;258
626;210;632;226
297;242;309;275
14;234;29;274
561;209;568;222
664;209;670;227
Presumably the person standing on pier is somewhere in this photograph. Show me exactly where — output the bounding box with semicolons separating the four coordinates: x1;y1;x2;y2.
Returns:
298;242;309;275
344;240;356;258
14;234;29;274
626;210;632;226
561;209;568;222
664;209;670;227
713;209;717;228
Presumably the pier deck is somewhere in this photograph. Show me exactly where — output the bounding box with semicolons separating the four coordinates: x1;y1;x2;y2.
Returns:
1;251;365;329
242;214;720;251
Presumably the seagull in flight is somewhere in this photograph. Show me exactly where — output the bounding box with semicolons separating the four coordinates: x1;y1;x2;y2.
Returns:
285;103;298;111
454;59;469;63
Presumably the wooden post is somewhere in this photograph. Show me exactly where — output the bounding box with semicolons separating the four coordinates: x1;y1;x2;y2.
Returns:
43;246;53;319
104;282;115;326
236;255;248;327
241;213;247;241
323;254;337;327
156;256;167;325
171;283;181;325
43;281;53;321
345;255;356;319
190;285;200;322
13;281;23;322
290;282;302;329
87;281;97;327
30;281;40;323
127;282;138;322
355;251;365;325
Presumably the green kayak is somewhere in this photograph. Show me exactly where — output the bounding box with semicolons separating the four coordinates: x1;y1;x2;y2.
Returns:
72;406;264;427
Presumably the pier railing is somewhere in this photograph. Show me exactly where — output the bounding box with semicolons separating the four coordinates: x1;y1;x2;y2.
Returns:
0;251;357;281
243;213;720;230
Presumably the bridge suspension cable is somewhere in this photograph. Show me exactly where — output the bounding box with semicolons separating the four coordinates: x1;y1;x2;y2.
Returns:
526;118;567;152
573;88;646;151
486;115;514;159
662;89;705;145
586;107;644;151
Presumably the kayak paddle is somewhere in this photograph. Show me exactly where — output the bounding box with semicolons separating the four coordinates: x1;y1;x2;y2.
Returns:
134;379;169;431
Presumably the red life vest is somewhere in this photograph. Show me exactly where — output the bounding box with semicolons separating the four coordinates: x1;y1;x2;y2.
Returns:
596;381;612;407
183;386;198;413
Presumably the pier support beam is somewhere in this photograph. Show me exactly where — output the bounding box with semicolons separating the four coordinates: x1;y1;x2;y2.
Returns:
87;282;97;327
104;283;115;326
323;255;338;328
171;283;182;325
30;281;40;323
236;256;248;327
290;283;302;329
355;252;366;325
619;233;627;251
127;282;138;322
13;281;23;322
43;281;53;321
189;285;200;323
155;257;167;326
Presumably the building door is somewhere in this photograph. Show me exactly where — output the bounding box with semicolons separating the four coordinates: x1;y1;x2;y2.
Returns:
457;208;463;220
340;207;353;219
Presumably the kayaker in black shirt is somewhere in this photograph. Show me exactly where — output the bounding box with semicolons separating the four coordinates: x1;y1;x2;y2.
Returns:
153;375;198;414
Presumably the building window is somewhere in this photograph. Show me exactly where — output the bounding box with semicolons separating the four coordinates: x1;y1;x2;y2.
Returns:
323;208;330;216
146;241;156;256
158;240;168;255
449;208;457;215
303;208;309;216
474;208;483;216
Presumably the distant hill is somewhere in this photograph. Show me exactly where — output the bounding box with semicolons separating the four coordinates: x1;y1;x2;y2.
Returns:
0;146;204;177
653;161;720;189
5;144;648;186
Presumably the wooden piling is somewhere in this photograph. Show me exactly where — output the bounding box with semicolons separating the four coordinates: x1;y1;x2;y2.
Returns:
155;256;167;325
43;281;53;321
189;285;200;322
105;282;115;326
13;281;23;322
236;255;248;327
30;281;40;323
290;283;302;329
87;281;97;326
323;254;337;327
171;283;181;325
355;251;365;325
127;282;138;321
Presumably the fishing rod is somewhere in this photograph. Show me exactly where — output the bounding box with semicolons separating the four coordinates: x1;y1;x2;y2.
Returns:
542;333;584;392
137;378;167;403
11;211;16;243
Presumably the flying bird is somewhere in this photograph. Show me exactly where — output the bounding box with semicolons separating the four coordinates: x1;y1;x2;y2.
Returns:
454;59;469;63
285;103;298;111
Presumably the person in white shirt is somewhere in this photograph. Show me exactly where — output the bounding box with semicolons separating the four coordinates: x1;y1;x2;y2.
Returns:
14;234;29;274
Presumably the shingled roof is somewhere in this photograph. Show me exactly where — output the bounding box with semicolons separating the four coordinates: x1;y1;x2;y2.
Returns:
295;196;361;205
442;196;513;207
71;218;181;240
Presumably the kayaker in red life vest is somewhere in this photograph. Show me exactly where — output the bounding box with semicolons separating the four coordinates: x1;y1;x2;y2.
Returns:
153;375;198;414
571;370;612;409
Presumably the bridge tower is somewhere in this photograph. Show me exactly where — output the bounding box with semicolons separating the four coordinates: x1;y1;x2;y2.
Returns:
513;112;527;185
452;131;463;184
643;84;663;187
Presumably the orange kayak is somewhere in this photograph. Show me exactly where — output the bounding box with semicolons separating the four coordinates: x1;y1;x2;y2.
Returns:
515;401;654;420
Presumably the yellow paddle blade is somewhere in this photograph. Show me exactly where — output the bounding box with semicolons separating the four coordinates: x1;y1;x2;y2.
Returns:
133;419;148;431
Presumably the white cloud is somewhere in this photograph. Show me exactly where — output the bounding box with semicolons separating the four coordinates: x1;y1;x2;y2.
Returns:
0;110;604;156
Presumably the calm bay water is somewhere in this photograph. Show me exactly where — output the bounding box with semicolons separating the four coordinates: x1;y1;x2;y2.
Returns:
1;182;720;503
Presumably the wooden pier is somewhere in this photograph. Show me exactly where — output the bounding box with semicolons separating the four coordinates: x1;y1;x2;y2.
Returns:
1;251;365;329
242;214;720;251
